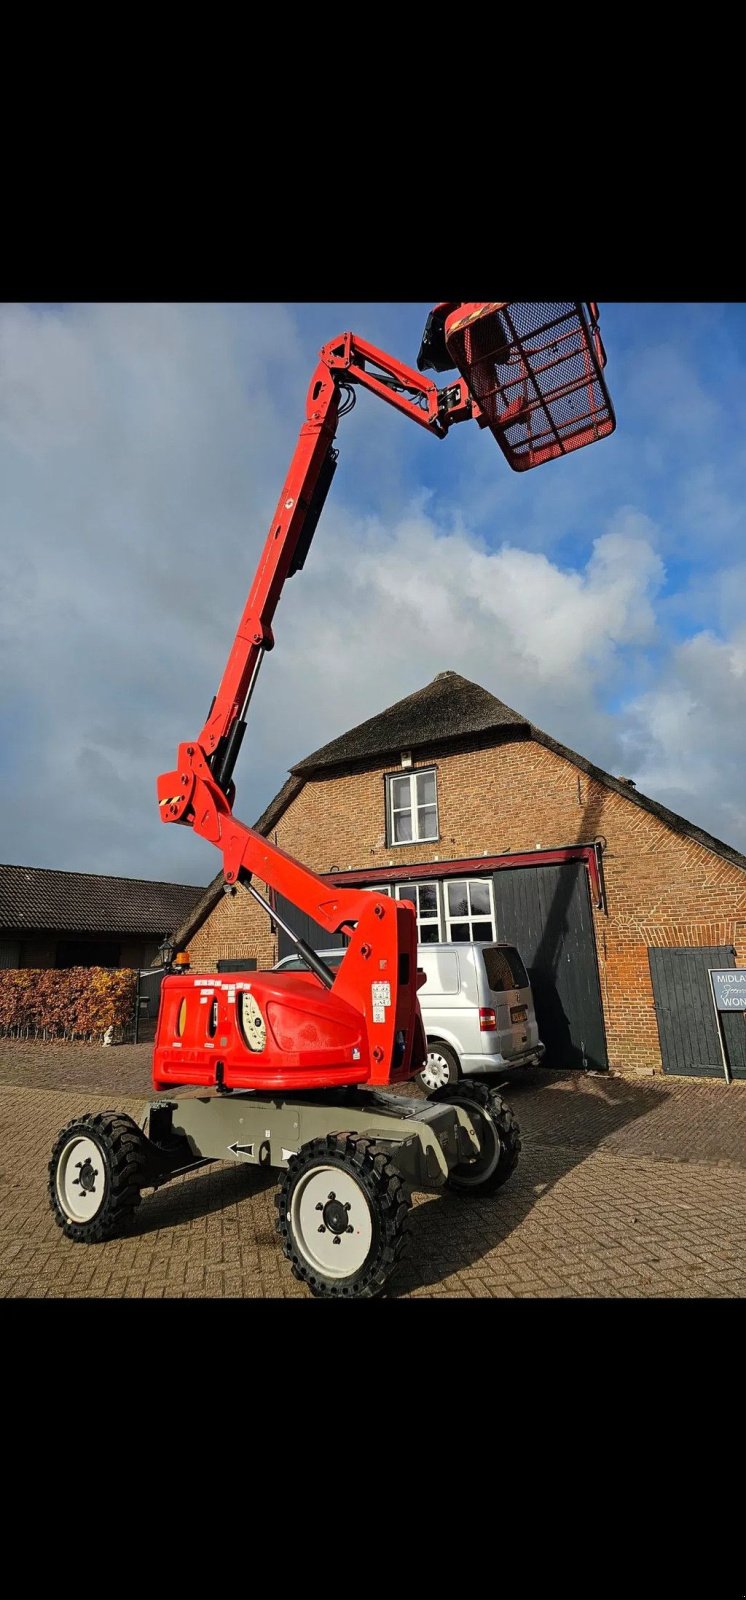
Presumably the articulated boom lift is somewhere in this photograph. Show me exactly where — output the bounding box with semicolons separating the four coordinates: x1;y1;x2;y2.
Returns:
49;303;615;1297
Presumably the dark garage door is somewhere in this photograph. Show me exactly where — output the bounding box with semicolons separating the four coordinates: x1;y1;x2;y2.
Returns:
274;894;349;962
649;946;746;1079
494;862;607;1071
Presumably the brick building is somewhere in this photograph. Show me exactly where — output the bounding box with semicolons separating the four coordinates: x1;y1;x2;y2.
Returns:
0;864;205;972
173;672;746;1079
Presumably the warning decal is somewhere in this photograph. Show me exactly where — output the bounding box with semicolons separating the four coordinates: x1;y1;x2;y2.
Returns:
371;980;392;1025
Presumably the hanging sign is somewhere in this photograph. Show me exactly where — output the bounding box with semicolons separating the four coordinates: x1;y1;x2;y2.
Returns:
709;970;746;1012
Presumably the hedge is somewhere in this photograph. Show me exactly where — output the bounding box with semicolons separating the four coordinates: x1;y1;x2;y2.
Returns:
0;967;137;1041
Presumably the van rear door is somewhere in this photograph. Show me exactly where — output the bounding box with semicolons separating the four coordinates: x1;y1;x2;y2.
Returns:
481;946;538;1059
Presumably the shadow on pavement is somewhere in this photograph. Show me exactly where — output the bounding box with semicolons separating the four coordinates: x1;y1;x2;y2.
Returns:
129;1160;278;1237
388;1070;671;1297
131;1067;671;1291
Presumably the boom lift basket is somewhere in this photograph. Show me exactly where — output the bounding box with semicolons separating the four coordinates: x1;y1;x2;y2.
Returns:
445;301;615;471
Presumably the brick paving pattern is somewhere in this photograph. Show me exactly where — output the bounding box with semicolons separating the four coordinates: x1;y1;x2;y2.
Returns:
2;1042;745;1298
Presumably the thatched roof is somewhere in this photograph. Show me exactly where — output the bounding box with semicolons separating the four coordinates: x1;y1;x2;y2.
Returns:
291;671;528;774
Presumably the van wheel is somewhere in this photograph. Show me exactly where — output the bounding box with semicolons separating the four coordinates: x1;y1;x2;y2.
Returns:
420;1043;460;1092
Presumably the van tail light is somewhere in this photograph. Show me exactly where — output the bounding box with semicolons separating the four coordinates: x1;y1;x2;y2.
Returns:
479;1007;497;1032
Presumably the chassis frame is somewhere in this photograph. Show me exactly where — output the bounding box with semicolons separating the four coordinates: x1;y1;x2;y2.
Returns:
137;1086;485;1193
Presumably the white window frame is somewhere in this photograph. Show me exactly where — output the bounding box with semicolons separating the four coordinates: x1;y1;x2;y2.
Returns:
444;877;496;943
394;880;442;943
385;767;439;847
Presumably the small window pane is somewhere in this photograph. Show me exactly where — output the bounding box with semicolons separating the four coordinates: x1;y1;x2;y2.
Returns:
394;811;413;843
419;884;437;913
470;881;491;915
450;922;470;942
447;883;469;918
471;921;493;941
417;806;437;839
398;884;417;906
417;770;436;806
420;924;440;943
391;775;411;808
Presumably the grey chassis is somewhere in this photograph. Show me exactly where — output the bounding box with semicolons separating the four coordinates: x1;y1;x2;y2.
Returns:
48;1080;521;1298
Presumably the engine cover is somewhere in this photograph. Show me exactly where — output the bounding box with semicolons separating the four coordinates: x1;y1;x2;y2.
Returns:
153;970;373;1092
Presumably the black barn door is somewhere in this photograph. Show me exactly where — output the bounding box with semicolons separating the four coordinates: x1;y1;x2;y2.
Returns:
494;862;607;1071
649;945;746;1079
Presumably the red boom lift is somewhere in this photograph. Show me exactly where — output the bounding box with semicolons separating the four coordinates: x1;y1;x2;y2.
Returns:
49;303;615;1297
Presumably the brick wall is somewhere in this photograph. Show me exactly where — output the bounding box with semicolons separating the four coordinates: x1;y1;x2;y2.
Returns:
187;878;277;975
190;735;746;1073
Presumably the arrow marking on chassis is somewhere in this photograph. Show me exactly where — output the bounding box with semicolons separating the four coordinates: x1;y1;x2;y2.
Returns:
227;1142;254;1159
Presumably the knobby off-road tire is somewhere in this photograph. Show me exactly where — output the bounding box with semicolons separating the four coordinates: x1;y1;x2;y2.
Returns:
276;1133;411;1299
49;1111;148;1243
429;1081;521;1196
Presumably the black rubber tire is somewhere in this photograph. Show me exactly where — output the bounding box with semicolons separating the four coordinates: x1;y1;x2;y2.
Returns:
48;1111;148;1243
419;1040;460;1093
276;1133;411;1299
429;1081;521;1196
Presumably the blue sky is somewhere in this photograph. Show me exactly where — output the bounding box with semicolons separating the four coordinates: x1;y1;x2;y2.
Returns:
1;300;744;885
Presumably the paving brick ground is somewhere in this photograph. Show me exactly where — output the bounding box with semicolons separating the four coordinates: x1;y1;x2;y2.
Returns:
2;1041;745;1298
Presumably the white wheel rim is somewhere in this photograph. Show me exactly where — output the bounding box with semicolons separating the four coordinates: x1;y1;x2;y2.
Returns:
56;1135;107;1223
290;1165;373;1280
422;1050;452;1090
452;1104;501;1186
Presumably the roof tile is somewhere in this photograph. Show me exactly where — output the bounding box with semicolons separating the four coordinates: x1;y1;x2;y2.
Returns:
0;865;205;936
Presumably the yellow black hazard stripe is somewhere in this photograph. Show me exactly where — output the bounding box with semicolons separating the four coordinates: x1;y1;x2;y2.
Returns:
447;302;506;335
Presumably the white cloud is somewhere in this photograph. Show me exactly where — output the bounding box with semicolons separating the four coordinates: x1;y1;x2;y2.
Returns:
0;301;307;882
622;627;746;847
247;499;666;791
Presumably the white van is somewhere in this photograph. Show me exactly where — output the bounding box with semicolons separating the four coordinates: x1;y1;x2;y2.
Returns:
414;942;544;1090
273;940;544;1092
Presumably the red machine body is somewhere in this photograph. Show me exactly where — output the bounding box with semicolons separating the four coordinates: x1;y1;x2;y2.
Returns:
154;895;426;1093
153;303;615;1095
155;970;371;1093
